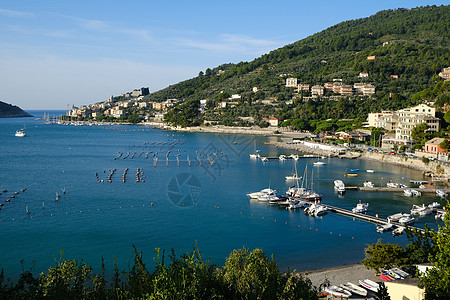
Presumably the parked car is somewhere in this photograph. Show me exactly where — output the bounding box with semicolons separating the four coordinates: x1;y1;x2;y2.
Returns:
389;151;395;155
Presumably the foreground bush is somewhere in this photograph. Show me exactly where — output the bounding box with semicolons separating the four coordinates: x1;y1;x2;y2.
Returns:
0;246;319;299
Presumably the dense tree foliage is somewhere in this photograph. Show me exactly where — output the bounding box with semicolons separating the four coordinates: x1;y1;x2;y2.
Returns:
0;246;321;299
146;6;448;127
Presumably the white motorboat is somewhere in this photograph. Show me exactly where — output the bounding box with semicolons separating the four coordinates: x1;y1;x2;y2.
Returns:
366;169;375;173
411;204;431;216
334;180;346;195
289;154;299;160
341;282;367;297
404;189;421;197
436;189;448;198
387;182;407;188
435;211;446;221
387;212;410;222
363;181;375;188
314;205;328;216
15;130;26;137
248;188;277;199
287;200;306;210
392;226;405;236
398;215;415;225
260;157;268;162
312;160;326;166
301;191;322;201
359;279;379;292
286;186;308;198
352;201;369;213
249;140;260;159
257;194;280;202
285;173;301;180
428;202;441;210
334;180;345;189
324;285;351;298
377;223;394;233
279;154;287;161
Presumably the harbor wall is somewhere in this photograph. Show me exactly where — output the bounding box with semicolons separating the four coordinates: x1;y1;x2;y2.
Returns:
360;152;450;177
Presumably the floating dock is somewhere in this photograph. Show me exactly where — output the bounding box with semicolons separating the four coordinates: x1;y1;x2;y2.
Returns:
305;200;426;234
358;187;437;193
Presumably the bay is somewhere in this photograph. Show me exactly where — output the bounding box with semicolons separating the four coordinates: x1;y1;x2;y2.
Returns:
0;111;443;279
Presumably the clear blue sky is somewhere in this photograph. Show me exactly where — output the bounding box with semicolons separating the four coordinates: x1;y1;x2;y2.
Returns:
0;1;448;109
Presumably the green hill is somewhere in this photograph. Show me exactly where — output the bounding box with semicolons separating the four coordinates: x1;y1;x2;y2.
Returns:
0;101;33;118
147;5;448;105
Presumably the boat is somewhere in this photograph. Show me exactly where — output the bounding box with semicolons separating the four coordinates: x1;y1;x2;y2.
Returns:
379;274;393;281
248;188;277;199
260;157;268;162
363;181;374;188
279;154;287;161
289;154;299;160
383;269;402;280
390;268;409;278
366;169;375;173
314;205;328;216
286;162;302;180
312;161;326;166
352;201;369;213
428;202;441;210
387;213;410;222
324;285;351;298
15;130;26;137
392;226;405;236
346;173;358;177
410;204;431;216
404;189;421;197
334;180;346;195
287;200;307;210
398;215;415;225
359;279;380;292
340;282;367;297
302;192;322;201
387;181;407;188
435;211;446;220
436;189;448;198
350;168;359;172
249;141;260;159
257;193;280;202
376;223;394;233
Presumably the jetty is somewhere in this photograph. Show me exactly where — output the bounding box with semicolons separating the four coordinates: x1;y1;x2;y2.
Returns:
305;200;426;234
359;187;437;193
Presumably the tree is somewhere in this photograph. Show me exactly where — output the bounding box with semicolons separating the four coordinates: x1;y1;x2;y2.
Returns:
439;139;450;152
411;122;429;148
362;240;406;274
419;203;450;299
374;282;391;300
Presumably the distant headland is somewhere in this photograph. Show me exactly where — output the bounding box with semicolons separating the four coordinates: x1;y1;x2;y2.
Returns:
0;101;33;118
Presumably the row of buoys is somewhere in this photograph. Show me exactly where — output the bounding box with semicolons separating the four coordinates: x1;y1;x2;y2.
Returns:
1;188;27;210
1;201;157;223
135;168;145;183
241;211;355;240
122;168;128;183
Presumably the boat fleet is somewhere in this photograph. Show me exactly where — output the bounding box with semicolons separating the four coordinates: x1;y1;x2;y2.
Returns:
322;267;410;298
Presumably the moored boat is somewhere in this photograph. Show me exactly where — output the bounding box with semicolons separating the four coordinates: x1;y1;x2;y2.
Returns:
341;282;367;297
324;285;352;298
363;181;375;188
352;201;369;213
376;223;394;233
404;189;421;197
428;202;440;210
359;279;379;292
248;188;277;199
410;204;431;216
392;226;405;236
436;189;448;198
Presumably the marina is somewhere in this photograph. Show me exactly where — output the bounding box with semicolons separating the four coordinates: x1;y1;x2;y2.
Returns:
0;111;447;279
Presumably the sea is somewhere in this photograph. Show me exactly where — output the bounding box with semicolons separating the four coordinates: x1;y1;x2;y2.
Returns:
0;110;445;279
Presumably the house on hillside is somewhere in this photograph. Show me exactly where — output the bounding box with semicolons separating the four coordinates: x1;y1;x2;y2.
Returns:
358;72;369;78
423;137;447;155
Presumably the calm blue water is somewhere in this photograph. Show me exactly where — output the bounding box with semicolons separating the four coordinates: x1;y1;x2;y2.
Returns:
0;111;444;279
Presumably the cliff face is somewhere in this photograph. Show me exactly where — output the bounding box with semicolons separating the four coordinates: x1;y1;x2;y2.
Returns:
0;101;33;118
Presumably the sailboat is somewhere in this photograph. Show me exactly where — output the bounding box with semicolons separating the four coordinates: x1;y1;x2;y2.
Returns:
249;140;260;159
301;167;322;201
286;164;309;198
285;161;302;180
312;157;326;166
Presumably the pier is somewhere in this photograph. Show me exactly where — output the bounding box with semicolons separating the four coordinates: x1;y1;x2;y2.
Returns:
358;187;437;193
304;200;426;234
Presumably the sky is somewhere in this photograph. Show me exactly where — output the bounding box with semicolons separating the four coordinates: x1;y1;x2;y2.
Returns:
0;1;448;110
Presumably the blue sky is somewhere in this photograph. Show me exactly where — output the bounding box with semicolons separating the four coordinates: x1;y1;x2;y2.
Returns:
0;1;448;109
